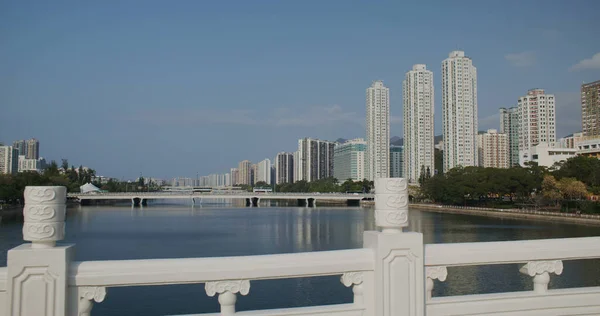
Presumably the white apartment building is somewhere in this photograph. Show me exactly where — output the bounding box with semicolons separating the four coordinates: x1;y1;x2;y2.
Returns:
500;107;520;167
275;152;294;184
237;160;252;185
518;89;556;157
18;156;46;173
0;146;18;175
403;64;434;184
333;139;366;182
390;145;404;178
366;80;390;180
255;159;272;185
520;142;576;168
477;129;509;168
442;51;478;172
296;138;335;182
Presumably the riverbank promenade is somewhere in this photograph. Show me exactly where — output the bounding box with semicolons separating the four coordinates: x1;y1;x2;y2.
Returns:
2;178;600;316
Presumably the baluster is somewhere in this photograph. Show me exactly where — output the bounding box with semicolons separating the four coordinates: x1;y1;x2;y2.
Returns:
519;260;563;294
78;286;107;316
205;280;250;315
341;272;364;304
425;266;447;300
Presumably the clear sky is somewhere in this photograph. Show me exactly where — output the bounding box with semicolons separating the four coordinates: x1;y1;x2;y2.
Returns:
1;1;599;180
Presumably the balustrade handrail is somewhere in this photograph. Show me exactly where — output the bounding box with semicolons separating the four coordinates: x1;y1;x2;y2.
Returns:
69;248;374;287
0;267;6;291
425;236;600;267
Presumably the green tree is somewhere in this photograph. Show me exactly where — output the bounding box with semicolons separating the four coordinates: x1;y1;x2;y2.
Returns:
542;175;562;206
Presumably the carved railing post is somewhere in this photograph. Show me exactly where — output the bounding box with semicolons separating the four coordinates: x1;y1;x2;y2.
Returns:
519;260;563;294
364;178;424;316
205;280;250;315
78;287;107;316
7;186;74;316
426;266;447;300
341;272;364;304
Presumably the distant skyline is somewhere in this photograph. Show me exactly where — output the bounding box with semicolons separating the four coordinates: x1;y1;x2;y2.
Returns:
1;1;599;179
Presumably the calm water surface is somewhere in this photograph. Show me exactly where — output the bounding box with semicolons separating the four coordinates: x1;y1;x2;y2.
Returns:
1;204;600;315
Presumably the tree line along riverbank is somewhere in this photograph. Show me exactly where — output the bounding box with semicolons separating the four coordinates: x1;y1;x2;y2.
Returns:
417;156;600;215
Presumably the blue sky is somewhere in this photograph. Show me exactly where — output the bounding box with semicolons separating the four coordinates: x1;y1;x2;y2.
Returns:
1;1;599;179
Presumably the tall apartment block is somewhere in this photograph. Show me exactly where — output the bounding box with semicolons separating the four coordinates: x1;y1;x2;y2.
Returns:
25;138;39;159
365;80;390;180
0;146;19;174
518;89;556;156
296;138;335;182
275;152;294;184
500;107;520;167
403;64;434;183
390;145;404;178
477;129;509;168
230;168;239;186
582;80;600;137
442;51;478;172
237;160;252;185
333;139;366;182
12;140;27;157
255;159;272;185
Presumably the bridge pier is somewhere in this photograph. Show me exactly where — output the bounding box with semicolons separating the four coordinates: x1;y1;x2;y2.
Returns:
245;198;252;207
132;197;142;207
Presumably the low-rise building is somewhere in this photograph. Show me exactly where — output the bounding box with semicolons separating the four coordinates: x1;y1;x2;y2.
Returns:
576;137;600;158
519;142;577;168
18;156;46;173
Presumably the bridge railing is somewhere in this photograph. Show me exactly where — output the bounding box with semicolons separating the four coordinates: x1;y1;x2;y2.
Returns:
424;237;600;315
4;179;600;316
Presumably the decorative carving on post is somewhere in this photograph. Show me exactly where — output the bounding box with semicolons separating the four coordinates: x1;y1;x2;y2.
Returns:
374;178;409;233
23;186;67;248
426;266;447;300
205;280;250;315
519;260;563;294
78;286;107;316
341;272;364;304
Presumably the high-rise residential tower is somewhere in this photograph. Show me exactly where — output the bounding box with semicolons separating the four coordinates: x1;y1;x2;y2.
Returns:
333;139;366;182
230;168;239;186
0;146;19;174
365;80;390;180
237;160;252;185
582;80;600;137
12;140;27;157
25;138;39;159
477;129;509;168
500;107;520;167
275;152;294;184
403;64;434;183
296;138;335;182
389;145;404;178
518;89;556;156
255;159;272;185
442;51;478;172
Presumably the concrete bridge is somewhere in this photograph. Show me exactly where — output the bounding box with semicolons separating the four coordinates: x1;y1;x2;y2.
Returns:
68;191;374;207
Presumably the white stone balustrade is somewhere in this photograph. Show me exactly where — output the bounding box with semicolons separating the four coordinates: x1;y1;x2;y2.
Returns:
3;183;600;316
519;260;563;294
340;272;364;305
77;287;106;316
425;266;447;300
374;178;409;233
205;280;250;315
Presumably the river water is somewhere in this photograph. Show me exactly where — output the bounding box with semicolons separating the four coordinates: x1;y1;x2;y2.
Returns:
1;204;599;315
